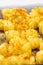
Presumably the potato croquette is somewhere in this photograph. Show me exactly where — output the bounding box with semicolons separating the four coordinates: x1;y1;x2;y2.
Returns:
7;56;18;65
29;56;35;64
2;8;30;30
0;19;14;31
8;44;22;56
27;37;42;49
5;30;19;41
9;36;28;55
2;8;27;20
25;29;38;38
22;42;31;57
29;18;38;29
29;7;43;29
3;20;14;31
0;42;8;56
9;35;27;46
0;19;4;30
0;55;5;65
40;41;43;50
39;21;43;35
17;54;30;65
36;51;43;64
2;8;12;19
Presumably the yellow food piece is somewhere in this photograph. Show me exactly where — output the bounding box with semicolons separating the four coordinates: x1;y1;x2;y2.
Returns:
0;19;4;30
29;18;37;29
2;8;30;30
0;55;5;65
3;20;14;31
5;55;30;65
2;8;27;20
29;56;35;64
39;21;43;35
29;7;43;28
29;7;40;17
8;44;22;56
18;29;38;40
0;19;14;31
5;30;19;41
6;56;18;65
17;54;30;65
8;33;31;56
25;29;38;38
9;36;28;55
36;51;43;64
22;42;31;58
5;29;38;42
27;36;42;49
40;40;43;50
0;42;8;56
9;35;27;46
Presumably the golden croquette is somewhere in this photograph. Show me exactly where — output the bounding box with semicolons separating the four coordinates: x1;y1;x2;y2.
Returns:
29;56;35;64
36;51;43;64
0;42;8;56
6;56;18;65
0;19;14;31
3;20;14;31
25;29;38;38
2;8;30;30
5;30;19;41
39;21;43;35
22;42;31;57
17;54;30;65
0;55;5;65
27;37;42;49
